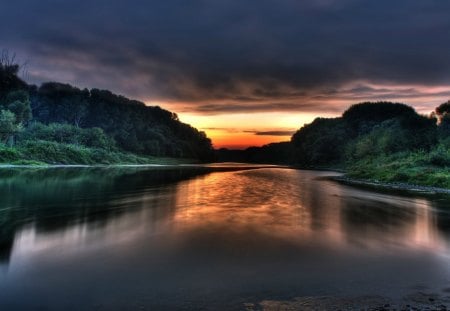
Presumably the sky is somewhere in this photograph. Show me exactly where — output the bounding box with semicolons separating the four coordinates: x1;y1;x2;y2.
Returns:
2;0;450;148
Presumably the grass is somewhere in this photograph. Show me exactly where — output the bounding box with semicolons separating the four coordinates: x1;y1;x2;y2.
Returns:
0;140;197;166
347;149;450;188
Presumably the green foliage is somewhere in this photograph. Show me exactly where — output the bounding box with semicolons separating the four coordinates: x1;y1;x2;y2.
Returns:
1;63;214;163
0;110;21;145
427;145;450;167
345;116;436;160
288;101;450;188
19;122;116;150
291;102;437;166
30;83;214;161
0;139;197;165
0;144;21;162
291;117;350;165
0;90;32;146
4;90;32;124
79;127;116;150
0;140;185;165
347;149;450;188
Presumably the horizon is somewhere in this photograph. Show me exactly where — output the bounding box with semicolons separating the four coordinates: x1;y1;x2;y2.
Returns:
3;0;450;148
4;2;450;310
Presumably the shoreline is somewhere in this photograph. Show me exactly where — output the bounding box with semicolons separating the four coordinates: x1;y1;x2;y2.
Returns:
3;161;450;196
0;162;286;172
330;175;450;195
0;163;180;168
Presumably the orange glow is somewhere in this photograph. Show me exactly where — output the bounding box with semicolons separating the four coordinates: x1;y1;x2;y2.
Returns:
146;81;450;149
205;130;289;149
175;112;327;149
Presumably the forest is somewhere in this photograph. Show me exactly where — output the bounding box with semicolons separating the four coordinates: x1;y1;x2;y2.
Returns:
218;101;450;188
0;58;214;164
3;55;450;188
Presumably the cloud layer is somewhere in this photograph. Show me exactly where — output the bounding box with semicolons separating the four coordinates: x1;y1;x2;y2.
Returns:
2;0;450;115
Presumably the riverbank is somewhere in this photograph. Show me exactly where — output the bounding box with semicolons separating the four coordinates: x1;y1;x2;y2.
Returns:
0;143;198;166
253;291;450;310
340;151;450;193
290;160;450;195
331;175;450;195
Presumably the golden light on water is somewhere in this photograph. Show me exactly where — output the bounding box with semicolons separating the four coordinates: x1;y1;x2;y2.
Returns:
9;169;449;258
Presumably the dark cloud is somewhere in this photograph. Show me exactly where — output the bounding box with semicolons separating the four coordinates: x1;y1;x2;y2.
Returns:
191;102;342;114
2;0;450;114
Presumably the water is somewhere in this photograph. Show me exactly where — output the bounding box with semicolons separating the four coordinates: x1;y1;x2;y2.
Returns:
1;166;450;309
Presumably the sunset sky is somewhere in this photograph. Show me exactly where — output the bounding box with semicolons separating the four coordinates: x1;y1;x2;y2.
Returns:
2;0;450;148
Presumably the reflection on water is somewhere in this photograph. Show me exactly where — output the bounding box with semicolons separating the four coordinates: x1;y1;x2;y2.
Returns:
1;167;450;309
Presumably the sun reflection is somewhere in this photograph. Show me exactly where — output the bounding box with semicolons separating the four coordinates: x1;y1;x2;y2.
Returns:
410;199;446;252
170;170;450;254
5;168;450;270
171;169;315;240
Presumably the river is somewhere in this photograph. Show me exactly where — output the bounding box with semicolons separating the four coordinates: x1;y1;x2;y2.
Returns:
0;166;450;310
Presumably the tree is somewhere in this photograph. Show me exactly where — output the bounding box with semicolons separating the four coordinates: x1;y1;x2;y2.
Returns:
5;90;32;125
0;50;28;99
435;100;450;121
0;90;32;146
0;110;21;146
291;117;350;165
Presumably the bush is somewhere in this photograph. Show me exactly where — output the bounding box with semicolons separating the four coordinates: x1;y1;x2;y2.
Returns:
20;140;92;164
19;122;116;150
426;145;450;167
0;145;21;162
79;127;116;150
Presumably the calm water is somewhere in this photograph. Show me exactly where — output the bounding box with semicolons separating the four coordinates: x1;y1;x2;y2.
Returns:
1;166;450;310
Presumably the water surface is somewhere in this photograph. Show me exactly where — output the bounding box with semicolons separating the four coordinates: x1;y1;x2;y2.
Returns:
1;166;450;309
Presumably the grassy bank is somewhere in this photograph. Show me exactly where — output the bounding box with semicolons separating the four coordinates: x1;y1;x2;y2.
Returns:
346;148;450;188
0;141;196;166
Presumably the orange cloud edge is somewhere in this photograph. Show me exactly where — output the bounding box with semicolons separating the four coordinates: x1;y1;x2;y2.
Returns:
144;82;450;149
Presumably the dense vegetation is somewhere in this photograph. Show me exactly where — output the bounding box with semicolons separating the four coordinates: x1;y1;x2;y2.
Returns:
217;100;450;188
291;102;437;166
0;57;214;164
291;101;450;188
3;54;450;188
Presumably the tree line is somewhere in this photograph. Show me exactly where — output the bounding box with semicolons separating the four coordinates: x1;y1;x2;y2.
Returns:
217;100;450;171
0;57;214;163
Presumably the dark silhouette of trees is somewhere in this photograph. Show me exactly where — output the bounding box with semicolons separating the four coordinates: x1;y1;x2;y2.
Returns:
291;118;350;166
435;100;450;120
29;83;214;161
290;102;438;166
0;51;27;99
216;142;293;164
0;58;214;162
